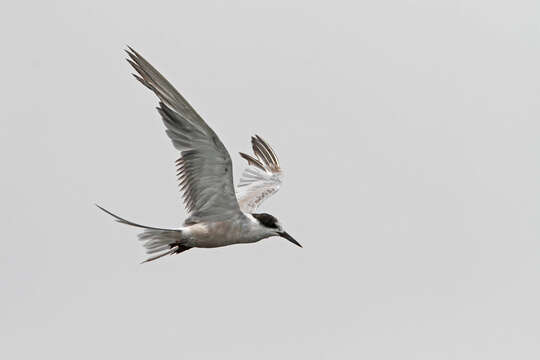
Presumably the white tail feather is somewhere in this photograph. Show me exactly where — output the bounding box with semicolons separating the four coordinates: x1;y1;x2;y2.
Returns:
138;229;183;253
96;204;189;263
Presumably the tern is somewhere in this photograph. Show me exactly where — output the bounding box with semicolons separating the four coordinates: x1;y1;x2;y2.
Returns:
97;47;301;263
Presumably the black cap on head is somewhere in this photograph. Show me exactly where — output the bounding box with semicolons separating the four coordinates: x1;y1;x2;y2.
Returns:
252;213;301;247
252;213;279;229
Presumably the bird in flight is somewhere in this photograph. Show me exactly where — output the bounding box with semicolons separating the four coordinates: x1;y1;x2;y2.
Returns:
97;47;301;263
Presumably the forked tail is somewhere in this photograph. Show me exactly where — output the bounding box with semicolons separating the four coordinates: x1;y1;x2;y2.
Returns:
96;204;191;263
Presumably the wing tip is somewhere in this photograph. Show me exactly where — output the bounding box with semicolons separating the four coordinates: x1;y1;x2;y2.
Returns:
249;134;280;171
239;152;266;171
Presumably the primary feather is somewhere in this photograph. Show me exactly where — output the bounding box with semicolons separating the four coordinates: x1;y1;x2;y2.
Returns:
237;135;283;212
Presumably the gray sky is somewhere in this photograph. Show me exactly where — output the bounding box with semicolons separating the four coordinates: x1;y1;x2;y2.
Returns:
1;0;539;358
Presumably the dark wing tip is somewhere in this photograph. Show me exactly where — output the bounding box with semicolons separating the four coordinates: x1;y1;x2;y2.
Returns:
239;152;266;171
250;134;280;171
125;45;139;58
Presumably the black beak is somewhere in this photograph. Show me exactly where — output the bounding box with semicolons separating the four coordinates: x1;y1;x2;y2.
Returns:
278;232;302;248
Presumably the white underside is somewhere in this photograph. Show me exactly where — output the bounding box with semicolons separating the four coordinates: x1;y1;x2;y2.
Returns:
182;214;274;248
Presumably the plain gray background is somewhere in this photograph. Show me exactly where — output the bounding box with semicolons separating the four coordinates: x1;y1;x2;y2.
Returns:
1;0;539;359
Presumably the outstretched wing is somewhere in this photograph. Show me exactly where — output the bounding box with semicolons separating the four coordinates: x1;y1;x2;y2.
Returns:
236;135;283;213
126;47;242;224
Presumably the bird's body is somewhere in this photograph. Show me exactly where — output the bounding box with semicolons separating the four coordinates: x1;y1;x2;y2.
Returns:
98;47;300;262
181;214;270;248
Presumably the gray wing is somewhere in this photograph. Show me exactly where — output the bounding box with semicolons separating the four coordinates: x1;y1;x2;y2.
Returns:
236;135;283;213
126;47;242;224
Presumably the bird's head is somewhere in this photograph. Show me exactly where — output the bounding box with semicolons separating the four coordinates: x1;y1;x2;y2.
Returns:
251;213;301;247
